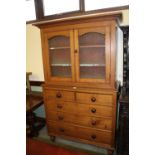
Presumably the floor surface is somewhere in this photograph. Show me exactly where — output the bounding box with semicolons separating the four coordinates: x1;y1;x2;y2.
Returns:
27;138;88;155
34;126;110;155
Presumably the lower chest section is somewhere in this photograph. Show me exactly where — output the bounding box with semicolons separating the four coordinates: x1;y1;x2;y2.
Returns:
43;87;117;148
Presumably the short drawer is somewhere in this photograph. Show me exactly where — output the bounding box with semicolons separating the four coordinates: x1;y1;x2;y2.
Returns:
46;111;112;131
76;92;113;106
47;121;112;145
45;100;112;117
44;90;75;101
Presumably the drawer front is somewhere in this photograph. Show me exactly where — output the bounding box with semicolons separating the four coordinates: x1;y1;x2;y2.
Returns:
47;111;112;131
45;100;112;117
44;90;75;101
48;121;112;145
89;105;112;117
76;92;113;106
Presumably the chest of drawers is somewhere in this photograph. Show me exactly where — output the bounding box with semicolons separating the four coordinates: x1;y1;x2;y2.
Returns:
43;86;117;150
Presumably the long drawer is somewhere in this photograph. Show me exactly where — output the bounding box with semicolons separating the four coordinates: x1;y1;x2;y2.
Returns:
46;111;112;131
45;100;112;117
76;92;113;106
47;121;112;145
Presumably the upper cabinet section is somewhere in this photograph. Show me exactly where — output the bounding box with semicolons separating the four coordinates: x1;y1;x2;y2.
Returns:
38;14;121;88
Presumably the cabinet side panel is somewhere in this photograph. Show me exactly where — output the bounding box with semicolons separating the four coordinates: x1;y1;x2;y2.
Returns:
111;91;117;147
116;27;123;86
40;30;49;82
110;23;117;89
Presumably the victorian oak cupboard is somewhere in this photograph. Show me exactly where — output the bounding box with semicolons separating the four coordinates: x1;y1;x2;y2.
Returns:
35;13;123;155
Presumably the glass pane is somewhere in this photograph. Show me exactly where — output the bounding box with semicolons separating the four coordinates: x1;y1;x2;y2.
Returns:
80;67;105;79
80;48;105;65
79;32;106;79
48;36;71;77
79;32;105;46
44;0;79;16
26;0;36;21
85;0;129;11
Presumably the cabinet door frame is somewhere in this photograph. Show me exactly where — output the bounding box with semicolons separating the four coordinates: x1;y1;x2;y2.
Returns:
74;26;111;83
43;30;75;82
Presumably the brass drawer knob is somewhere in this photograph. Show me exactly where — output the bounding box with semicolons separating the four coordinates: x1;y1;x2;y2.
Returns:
91;120;97;125
58;115;64;120
91;97;96;102
57;104;63;109
91;108;96;113
91;134;96;140
56;92;62;98
59;128;64;132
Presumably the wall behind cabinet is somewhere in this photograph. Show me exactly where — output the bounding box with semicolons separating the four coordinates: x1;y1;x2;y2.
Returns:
26;24;44;81
26;9;129;81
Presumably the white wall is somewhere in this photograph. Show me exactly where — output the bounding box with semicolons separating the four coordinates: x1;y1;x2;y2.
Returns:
26;24;44;81
120;9;129;26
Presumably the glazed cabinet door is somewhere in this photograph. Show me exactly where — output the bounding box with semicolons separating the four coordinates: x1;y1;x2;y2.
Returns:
43;30;75;82
74;27;111;83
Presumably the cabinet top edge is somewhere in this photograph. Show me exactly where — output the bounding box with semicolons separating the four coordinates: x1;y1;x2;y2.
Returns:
34;12;122;29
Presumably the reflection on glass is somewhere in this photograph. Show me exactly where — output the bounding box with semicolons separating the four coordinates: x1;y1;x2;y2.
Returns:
85;0;129;11
44;0;79;16
26;0;36;21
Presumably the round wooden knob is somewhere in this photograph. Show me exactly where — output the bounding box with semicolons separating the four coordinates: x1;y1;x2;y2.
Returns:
59;128;64;132
57;104;63;109
91;134;96;139
91;108;96;113
104;125;107;129
56;92;62;98
91;120;97;125
91;97;96;102
58;116;64;120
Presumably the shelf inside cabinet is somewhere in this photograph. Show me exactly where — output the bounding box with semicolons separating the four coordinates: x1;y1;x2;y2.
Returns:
80;64;105;67
80;45;105;48
51;64;71;67
49;47;70;50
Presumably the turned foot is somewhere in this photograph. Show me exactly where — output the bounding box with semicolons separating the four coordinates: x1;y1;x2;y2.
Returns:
107;149;114;155
50;136;56;142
